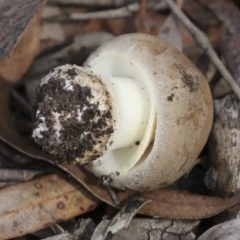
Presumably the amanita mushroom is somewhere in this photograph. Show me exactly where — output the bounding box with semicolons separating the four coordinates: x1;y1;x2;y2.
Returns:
32;33;213;191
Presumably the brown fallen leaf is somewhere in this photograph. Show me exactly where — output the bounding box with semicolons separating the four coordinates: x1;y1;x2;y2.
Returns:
140;189;240;219
0;174;98;239
0;0;46;84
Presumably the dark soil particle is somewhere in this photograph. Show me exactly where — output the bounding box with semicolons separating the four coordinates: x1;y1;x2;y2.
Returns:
175;64;199;92
67;68;78;76
32;74;113;165
135;141;140;145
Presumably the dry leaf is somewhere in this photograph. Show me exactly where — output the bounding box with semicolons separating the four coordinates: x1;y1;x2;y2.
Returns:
0;0;46;83
198;218;240;240
140;189;240;219
159;13;182;51
0;174;98;239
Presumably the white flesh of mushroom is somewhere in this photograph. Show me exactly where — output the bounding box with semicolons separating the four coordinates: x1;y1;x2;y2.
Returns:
87;55;156;176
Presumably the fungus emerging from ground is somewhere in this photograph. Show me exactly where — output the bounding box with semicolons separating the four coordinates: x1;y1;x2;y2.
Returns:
32;33;213;191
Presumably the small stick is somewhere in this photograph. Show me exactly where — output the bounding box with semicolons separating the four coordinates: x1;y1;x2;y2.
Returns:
163;0;240;100
105;186;120;206
55;3;140;21
46;2;167;22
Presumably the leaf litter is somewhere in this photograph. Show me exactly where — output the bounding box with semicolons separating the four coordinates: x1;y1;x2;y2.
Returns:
0;0;240;239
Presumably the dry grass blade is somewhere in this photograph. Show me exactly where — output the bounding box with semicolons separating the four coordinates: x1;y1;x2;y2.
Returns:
0;174;98;239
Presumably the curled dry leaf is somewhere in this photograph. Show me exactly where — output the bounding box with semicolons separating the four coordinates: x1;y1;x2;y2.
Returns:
198;218;240;240
0;0;46;84
0;174;98;239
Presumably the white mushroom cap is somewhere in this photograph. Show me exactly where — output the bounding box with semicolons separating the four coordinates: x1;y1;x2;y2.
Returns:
84;33;213;190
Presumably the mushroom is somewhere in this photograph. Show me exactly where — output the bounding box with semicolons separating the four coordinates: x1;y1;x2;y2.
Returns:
32;33;213;191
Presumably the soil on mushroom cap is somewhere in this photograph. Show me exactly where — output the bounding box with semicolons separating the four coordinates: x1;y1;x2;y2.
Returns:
32;76;113;164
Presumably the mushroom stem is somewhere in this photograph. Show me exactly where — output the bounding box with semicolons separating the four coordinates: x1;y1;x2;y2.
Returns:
105;76;150;151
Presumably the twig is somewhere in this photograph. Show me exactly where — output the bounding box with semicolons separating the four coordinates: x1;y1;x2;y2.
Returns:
45;1;168;21
163;0;240;100
49;0;135;7
50;0;168;10
55;3;140;21
105;186;120;206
